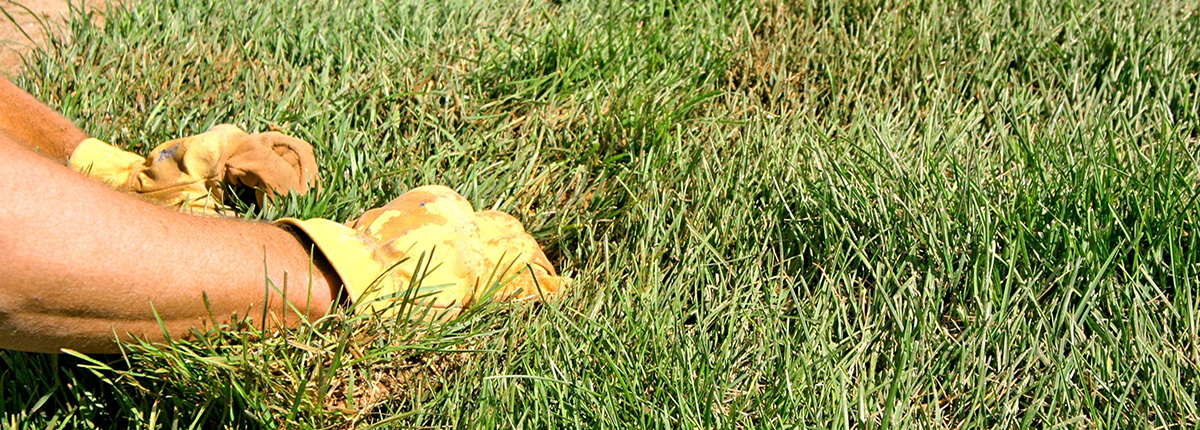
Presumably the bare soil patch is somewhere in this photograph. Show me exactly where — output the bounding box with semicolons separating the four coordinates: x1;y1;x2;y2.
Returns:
1;0;117;76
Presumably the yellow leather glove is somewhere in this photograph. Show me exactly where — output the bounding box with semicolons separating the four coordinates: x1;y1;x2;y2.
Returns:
277;185;567;320
68;125;319;215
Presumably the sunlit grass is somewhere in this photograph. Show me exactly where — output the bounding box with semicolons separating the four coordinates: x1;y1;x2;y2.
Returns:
2;0;1198;427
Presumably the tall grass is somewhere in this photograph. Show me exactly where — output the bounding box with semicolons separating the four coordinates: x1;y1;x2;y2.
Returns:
3;0;1198;427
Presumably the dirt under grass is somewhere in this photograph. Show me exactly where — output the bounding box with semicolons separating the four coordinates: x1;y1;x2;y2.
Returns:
0;0;118;76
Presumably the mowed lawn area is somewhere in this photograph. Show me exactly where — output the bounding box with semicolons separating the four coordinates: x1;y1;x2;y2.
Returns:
3;0;1198;427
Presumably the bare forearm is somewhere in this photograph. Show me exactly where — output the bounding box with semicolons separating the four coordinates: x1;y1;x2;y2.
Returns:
0;77;88;164
0;137;338;353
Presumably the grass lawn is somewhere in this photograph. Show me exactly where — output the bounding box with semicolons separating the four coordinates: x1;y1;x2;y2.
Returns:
3;0;1199;427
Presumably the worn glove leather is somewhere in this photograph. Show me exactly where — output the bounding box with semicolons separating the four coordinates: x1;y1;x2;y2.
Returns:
277;185;567;320
68;125;319;215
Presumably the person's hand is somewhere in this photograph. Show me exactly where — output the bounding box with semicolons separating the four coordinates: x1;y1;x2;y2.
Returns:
277;185;567;320
68;125;319;215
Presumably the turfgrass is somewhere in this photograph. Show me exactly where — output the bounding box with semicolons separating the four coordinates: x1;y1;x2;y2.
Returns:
3;0;1199;427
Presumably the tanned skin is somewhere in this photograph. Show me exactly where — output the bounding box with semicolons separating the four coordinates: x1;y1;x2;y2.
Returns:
0;77;342;353
0;77;87;163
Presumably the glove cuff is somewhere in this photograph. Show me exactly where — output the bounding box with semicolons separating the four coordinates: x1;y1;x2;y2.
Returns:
275;217;388;307
276;216;483;320
68;138;145;191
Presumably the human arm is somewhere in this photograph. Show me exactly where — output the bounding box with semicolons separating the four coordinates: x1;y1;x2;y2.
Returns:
0;135;340;353
0;77;87;163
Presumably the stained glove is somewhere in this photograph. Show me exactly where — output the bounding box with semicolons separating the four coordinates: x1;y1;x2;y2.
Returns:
68;125;319;215
277;185;567;320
